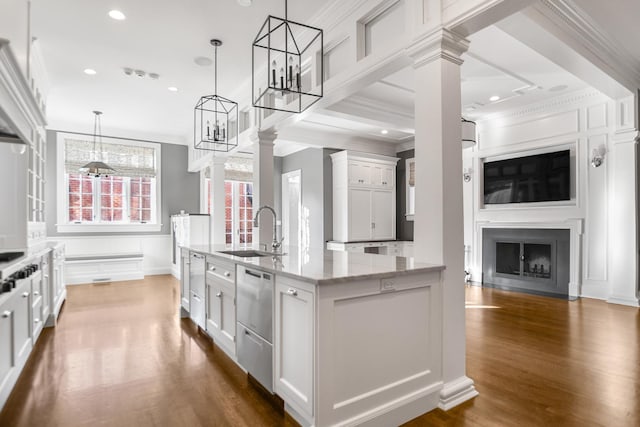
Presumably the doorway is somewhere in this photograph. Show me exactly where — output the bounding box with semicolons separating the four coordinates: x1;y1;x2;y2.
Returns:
281;170;302;248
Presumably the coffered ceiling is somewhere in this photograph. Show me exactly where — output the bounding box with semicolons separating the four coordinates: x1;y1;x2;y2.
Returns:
30;0;635;150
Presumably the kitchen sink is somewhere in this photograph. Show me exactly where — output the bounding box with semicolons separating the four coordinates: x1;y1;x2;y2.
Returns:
219;250;268;258
219;250;286;258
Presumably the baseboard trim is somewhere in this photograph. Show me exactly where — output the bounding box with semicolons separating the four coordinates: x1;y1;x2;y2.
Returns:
438;376;478;411
144;267;172;276
607;296;640;307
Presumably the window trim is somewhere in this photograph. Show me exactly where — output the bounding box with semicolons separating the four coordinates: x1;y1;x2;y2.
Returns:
56;132;163;233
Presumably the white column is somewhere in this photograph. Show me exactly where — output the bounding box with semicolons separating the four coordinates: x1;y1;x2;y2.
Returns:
210;156;226;245
608;125;640;306
408;28;478;409
252;130;277;247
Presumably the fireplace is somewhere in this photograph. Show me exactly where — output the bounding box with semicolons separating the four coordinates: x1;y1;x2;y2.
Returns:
483;228;570;297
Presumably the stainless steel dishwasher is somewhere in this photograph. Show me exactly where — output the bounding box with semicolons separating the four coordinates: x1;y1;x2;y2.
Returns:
189;252;206;329
236;265;274;392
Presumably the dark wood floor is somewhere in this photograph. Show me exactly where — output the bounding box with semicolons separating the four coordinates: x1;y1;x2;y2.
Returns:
0;276;638;426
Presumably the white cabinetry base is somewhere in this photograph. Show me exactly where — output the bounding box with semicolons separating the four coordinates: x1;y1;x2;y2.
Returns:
437;376;478;410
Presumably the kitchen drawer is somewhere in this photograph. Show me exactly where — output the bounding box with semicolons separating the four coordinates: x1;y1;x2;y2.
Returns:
206;257;235;284
237;322;273;392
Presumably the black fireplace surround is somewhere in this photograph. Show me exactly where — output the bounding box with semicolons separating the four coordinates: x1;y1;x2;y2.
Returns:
482;228;570;297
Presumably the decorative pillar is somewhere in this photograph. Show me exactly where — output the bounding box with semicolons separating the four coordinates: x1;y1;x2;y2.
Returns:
608;97;640;306
407;28;478;409
210;156;226;245
251;130;277;247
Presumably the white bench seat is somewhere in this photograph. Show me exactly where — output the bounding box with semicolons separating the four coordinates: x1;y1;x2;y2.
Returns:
65;252;144;284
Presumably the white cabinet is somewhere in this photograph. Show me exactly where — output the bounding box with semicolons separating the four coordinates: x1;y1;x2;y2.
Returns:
205;257;236;358
275;276;315;420
180;251;190;315
0;276;35;410
48;244;66;326
332;151;398;242
371;190;394;240
348;161;372;186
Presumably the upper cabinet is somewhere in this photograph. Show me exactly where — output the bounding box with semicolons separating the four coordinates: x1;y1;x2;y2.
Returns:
331;151;399;242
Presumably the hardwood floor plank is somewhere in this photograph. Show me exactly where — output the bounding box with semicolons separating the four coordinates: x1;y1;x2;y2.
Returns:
0;277;638;426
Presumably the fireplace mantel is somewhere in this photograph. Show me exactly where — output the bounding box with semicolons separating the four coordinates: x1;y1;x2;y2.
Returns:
474;219;583;298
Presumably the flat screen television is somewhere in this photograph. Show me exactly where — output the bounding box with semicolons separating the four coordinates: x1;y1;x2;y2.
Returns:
483;150;570;204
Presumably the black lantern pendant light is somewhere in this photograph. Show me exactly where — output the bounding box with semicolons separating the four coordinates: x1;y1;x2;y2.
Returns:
252;0;323;114
194;39;238;152
80;110;115;177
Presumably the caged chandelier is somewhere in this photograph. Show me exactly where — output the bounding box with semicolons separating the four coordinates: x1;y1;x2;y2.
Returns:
252;0;323;114
194;39;238;152
80;110;115;177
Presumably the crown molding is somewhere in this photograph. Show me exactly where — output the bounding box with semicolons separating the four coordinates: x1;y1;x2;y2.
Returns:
478;87;606;122
532;0;640;93
406;27;470;67
0;39;46;145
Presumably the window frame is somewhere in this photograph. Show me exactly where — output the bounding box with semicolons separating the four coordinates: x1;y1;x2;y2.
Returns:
56;132;162;233
204;177;254;245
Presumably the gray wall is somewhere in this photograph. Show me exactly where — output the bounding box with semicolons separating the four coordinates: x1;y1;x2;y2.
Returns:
46;130;199;236
323;148;340;242
280;148;325;248
396;149;414;241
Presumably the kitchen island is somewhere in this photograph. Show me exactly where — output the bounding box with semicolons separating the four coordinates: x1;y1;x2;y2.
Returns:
181;244;451;426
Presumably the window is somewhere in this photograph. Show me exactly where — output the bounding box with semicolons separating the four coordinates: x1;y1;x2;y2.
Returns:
57;133;162;232
205;178;253;245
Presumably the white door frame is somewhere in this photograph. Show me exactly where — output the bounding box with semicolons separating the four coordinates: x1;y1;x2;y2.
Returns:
281;170;302;248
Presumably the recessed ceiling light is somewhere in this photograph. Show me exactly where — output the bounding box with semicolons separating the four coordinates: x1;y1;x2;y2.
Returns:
84;68;97;75
108;10;126;20
237;0;253;6
381;129;389;135
549;84;568;92
489;95;500;102
168;87;178;92
194;56;213;67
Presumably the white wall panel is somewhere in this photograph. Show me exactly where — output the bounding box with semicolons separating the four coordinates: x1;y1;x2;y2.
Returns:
362;0;406;57
585;134;608;281
479;109;579;150
587;103;607;130
324;37;351;81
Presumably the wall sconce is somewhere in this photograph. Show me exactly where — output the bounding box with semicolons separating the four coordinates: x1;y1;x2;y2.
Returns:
461;118;476;149
591;147;605;168
463;168;472;182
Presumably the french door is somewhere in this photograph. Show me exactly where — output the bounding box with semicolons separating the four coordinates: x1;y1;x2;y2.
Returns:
224;181;254;245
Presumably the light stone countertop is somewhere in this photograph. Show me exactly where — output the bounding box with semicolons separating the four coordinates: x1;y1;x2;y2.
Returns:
183;244;445;285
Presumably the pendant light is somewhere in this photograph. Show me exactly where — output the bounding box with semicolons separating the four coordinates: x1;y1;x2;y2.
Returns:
80;111;115;177
252;0;323;114
194;39;238;152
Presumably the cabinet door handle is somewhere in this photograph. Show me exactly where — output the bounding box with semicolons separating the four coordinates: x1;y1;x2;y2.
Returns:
224;271;231;277
209;266;216;271
287;288;298;296
22;292;29;298
2;311;10;318
216;292;222;298
34;318;40;324
34;291;40;296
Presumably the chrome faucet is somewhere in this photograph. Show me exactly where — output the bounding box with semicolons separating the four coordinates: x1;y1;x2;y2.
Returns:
253;205;284;252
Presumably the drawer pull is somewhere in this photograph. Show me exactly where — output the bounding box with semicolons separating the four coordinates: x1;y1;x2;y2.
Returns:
287;288;298;297
224;271;231;277
34;291;40;296
209;266;216;271
2;311;10;318
216;292;222;298
34;318;40;324
22;292;29;298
